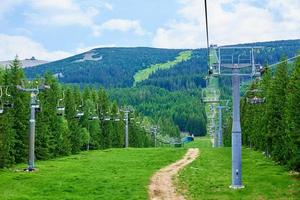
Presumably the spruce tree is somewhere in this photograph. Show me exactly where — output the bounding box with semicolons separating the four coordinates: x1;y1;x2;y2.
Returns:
266;59;288;161
9;57;29;163
0;69;15;167
285;56;300;170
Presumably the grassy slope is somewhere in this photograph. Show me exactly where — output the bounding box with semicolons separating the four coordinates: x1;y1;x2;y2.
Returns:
178;138;300;200
133;51;192;86
0;148;185;200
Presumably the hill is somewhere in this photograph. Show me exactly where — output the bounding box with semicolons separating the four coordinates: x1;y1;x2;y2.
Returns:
0;56;48;68
24;39;300;89
25;47;185;87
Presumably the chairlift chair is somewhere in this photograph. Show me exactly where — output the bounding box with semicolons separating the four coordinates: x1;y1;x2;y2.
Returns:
56;97;65;116
88;115;99;121
0;88;4;114
3;102;13;108
104;116;111;121
246;96;265;104
0;102;4;114
57;106;65;116
75;111;84;119
252;64;264;77
246;89;266;105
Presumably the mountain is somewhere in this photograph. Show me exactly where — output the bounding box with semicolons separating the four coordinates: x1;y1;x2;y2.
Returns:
21;39;300;136
0;56;48;68
25;47;185;87
24;39;300;89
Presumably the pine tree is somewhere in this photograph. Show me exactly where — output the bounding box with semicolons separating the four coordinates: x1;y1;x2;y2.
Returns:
0;69;15;167
9;57;29;163
65;87;82;153
98;88;112;149
284;56;300;170
266;59;288;161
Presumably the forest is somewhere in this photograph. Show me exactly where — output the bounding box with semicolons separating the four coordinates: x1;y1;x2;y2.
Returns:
0;59;161;168
108;86;207;136
223;55;300;171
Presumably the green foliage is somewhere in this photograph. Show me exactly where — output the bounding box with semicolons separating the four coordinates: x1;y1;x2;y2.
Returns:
240;55;300;170
109;86;207;136
0;59;154;168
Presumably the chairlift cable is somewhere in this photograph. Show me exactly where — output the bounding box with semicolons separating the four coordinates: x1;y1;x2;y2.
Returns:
204;0;210;68
268;54;300;68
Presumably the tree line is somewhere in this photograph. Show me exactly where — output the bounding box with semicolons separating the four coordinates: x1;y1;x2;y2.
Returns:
109;86;207;136
223;55;300;171
0;58;155;168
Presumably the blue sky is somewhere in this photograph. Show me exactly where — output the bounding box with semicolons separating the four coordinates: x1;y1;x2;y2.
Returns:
0;0;299;61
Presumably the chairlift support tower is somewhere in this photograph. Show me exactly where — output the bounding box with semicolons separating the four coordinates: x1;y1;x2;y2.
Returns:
210;46;262;189
216;103;229;147
17;81;50;171
121;106;134;148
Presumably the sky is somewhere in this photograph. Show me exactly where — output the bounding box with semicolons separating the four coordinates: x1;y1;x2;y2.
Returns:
0;0;299;61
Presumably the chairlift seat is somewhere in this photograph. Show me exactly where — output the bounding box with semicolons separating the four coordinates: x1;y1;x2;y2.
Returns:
75;112;84;118
57;106;65;111
4;102;13;108
104;116;111;121
88;116;99;121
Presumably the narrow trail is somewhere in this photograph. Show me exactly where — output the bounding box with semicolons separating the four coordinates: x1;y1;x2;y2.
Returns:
148;148;200;200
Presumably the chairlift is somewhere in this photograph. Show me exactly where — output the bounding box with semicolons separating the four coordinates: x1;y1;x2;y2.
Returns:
75;111;84;119
33;104;41;112
246;89;266;105
88;115;99;121
74;100;84;118
57;106;65;116
57;93;65;116
0;88;4;114
252;64;264;77
0;102;4;114
2;87;13;109
247;96;265;104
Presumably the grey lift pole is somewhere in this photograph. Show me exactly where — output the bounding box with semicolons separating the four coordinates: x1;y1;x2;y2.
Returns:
217;105;227;147
151;126;158;147
124;108;129;148
17;83;49;171
231;65;243;188
212;112;218;148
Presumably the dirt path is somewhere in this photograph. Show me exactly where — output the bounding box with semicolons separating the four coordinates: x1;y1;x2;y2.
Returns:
148;148;200;200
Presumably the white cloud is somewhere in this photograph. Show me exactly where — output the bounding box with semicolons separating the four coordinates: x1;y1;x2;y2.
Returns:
23;0;145;37
0;0;24;19
0;34;118;61
101;19;146;36
102;2;114;11
0;34;72;61
153;0;300;48
25;0;102;36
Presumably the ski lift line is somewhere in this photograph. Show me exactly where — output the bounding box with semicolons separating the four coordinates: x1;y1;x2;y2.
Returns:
204;0;210;67
268;54;300;68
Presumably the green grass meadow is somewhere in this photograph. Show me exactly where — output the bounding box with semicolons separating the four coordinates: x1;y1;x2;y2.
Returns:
0;148;185;200
178;138;300;200
0;138;298;200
